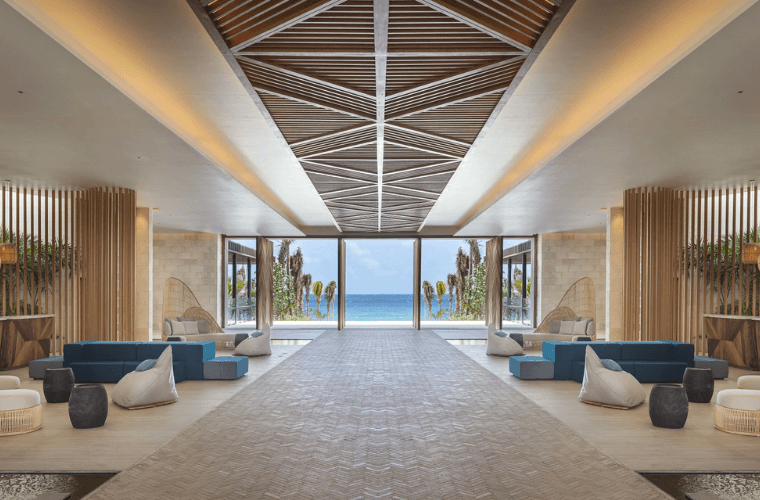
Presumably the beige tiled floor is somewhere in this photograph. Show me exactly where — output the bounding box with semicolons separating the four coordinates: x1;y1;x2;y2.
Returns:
0;345;304;472
86;330;670;499
456;345;760;472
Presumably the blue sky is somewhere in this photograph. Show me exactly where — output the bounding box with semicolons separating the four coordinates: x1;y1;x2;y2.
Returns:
234;238;531;295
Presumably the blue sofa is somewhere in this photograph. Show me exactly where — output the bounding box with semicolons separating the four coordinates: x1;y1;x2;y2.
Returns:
63;341;220;383
512;340;694;383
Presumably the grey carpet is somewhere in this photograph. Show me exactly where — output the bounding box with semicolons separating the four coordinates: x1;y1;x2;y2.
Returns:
86;330;670;499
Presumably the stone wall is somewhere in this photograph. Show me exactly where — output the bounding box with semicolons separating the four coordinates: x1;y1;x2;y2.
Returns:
537;233;607;337
135;208;153;342
152;233;222;335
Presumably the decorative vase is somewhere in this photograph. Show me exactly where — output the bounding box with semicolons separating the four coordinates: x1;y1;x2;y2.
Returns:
68;384;109;429
43;367;75;403
649;383;689;429
682;367;714;403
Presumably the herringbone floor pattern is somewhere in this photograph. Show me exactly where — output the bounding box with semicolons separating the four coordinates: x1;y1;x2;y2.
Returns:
86;330;671;499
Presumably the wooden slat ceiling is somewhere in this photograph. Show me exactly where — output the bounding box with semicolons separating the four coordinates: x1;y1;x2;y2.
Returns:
202;0;560;232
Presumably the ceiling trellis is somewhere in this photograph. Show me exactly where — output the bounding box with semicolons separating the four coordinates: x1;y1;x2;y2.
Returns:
200;0;563;232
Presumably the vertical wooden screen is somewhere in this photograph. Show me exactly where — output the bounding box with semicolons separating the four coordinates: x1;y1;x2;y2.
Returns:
0;185;136;354
485;237;503;330
255;237;274;330
624;185;759;353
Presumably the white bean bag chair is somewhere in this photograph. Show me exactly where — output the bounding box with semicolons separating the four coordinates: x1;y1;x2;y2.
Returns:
579;346;645;408
235;328;271;357
0;376;20;390
486;326;523;357
111;346;179;409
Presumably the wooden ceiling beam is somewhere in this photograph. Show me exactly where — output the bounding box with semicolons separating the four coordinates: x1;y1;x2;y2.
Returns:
384;123;471;148
305;170;376;183
227;0;349;51
375;0;389;231
290;124;376;147
386;84;509;121
387;57;524;100
238;56;375;100
235;49;526;57
384;140;462;160
385;169;457;183
298;140;378;160
254;86;375;121
416;0;534;51
301;160;378;176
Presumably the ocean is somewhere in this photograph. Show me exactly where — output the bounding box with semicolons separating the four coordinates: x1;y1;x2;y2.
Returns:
304;294;455;321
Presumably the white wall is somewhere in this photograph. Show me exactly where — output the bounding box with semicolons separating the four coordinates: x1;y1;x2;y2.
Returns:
538;233;607;336
152;233;222;334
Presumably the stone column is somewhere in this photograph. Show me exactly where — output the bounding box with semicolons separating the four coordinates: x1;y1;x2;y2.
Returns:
606;207;624;341
135;207;153;341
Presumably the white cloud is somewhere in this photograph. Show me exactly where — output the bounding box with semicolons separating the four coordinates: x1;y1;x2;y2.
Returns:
346;240;370;256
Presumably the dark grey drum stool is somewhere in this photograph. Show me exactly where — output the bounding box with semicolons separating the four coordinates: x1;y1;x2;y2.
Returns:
649;384;689;429
682;367;714;403
68;384;109;429
234;333;250;347
43;367;75;403
508;333;523;347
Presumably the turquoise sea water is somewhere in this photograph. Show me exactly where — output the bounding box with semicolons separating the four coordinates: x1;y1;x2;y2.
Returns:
305;294;454;321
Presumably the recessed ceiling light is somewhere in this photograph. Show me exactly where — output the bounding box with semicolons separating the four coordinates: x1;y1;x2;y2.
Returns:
17;91;23;94
738;91;744;93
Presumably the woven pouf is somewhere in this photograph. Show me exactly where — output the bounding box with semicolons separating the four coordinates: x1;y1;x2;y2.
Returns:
649;384;689;429
715;389;760;436
0;389;43;436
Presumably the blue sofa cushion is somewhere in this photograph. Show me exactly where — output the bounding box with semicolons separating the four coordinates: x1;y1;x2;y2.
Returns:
123;360;187;382
657;340;695;365
135;341;214;380
70;361;125;383
571;360;635;383
63;341;99;365
633;361;688;383
620;342;675;361
83;342;137;362
542;341;622;380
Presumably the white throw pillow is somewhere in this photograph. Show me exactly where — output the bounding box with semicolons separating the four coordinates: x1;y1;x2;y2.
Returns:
183;321;199;335
235;330;271;357
168;319;185;335
559;320;576;334
579;346;645;408
112;346;179;408
486;330;523;357
572;321;587;335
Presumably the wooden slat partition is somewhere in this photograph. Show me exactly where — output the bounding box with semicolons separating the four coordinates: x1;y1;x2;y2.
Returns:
624;185;759;354
0;185;136;354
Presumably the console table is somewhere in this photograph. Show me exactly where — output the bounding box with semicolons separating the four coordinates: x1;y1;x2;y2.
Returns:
0;315;55;370
704;314;760;370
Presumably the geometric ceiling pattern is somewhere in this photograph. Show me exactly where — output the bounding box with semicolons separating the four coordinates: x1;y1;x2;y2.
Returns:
201;0;561;232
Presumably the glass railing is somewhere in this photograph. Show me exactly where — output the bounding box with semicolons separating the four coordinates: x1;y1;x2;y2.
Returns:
502;296;531;326
228;297;256;325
